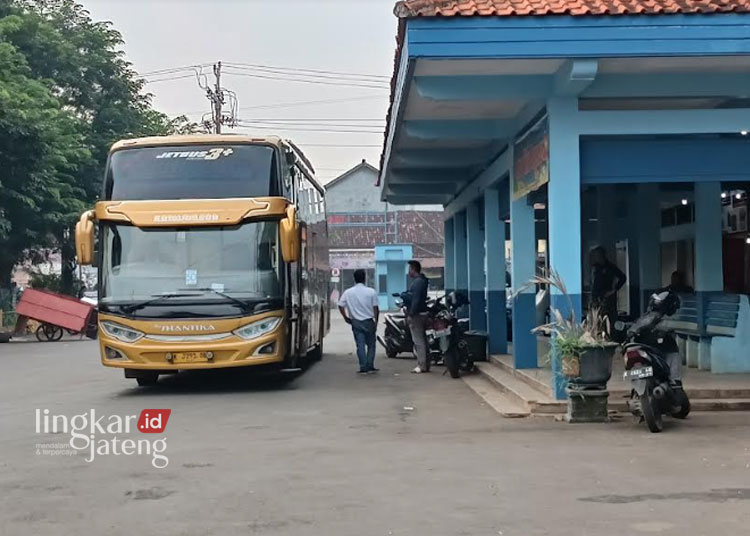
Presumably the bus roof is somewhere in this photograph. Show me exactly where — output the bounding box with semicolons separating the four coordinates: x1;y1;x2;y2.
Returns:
110;134;286;152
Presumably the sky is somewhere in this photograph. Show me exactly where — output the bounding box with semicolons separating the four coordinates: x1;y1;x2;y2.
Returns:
83;0;398;184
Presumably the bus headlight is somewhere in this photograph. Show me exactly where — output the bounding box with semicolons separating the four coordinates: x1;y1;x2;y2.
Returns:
101;321;145;343
233;317;281;341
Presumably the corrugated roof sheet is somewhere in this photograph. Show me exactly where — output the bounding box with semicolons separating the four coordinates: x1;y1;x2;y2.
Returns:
394;0;750;18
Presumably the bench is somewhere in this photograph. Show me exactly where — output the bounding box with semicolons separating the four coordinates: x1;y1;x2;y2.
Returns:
661;293;748;373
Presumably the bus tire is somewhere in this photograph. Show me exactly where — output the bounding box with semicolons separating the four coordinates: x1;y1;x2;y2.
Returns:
135;373;159;387
309;341;323;362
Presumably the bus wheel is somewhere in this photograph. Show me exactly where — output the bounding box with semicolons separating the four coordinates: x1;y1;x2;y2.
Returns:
309;341;323;362
135;373;159;387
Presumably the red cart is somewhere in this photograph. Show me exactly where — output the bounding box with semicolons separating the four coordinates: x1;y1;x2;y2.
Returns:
14;288;97;342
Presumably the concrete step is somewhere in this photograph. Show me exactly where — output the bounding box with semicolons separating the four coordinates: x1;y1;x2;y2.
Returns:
492;354;750;401
462;374;530;418
690;399;750;412
472;358;750;419
474;362;566;415
490;355;551;396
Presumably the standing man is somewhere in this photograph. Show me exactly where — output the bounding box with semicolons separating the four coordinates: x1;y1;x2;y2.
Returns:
406;260;430;374
589;246;626;333
338;269;380;374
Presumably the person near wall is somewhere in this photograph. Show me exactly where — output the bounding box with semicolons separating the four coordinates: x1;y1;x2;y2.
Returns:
406;260;430;374
667;270;694;294
338;269;380;375
590;246;626;333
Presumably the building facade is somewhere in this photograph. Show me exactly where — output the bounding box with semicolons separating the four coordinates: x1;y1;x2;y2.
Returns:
326;160;444;308
381;0;750;396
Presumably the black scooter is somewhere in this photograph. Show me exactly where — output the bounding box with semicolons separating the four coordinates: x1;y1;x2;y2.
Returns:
622;290;691;433
378;293;413;359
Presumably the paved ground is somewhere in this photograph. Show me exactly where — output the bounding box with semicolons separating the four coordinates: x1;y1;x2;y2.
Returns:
1;317;749;536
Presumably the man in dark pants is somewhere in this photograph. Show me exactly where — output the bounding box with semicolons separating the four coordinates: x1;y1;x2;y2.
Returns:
590;246;626;333
338;269;380;374
406;260;430;374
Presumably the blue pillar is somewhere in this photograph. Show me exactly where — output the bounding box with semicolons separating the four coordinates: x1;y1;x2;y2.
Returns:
637;184;661;313
694;182;724;293
485;185;508;354
454;210;468;296
444;218;455;294
694;182;724;372
510;175;537;370
467;199;487;331
548;98;583;400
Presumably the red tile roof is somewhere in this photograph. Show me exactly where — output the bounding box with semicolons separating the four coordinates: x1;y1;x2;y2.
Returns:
394;0;750;17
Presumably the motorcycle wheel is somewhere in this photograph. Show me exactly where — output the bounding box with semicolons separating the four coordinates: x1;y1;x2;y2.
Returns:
640;393;664;433
386;349;398;359
669;389;691;420
444;348;460;379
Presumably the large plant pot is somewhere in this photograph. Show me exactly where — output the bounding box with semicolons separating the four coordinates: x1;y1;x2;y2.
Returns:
566;345;616;389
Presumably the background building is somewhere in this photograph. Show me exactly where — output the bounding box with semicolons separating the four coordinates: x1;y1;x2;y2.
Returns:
380;0;750;397
325;160;443;308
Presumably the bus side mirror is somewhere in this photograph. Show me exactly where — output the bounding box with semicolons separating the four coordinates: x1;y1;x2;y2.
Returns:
75;210;96;266
280;205;299;263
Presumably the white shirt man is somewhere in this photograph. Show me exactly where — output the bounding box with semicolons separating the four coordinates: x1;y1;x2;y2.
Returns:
338;270;380;374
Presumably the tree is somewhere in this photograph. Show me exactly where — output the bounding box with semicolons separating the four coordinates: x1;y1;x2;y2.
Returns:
0;0;179;291
0;33;89;287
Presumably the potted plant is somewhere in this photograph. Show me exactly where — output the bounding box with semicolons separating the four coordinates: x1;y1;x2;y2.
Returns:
517;270;617;389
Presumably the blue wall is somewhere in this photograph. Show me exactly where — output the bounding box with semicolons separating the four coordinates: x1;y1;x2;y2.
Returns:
407;15;750;59
581;138;750;184
375;245;413;310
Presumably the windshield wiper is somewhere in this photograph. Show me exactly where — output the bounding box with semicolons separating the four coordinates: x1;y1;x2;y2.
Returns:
121;292;203;315
179;288;254;315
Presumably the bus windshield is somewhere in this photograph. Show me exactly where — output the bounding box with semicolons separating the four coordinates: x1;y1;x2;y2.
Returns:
100;221;282;317
104;144;279;200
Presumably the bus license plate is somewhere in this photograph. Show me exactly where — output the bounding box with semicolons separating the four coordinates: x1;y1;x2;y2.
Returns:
624;367;653;380
172;352;210;364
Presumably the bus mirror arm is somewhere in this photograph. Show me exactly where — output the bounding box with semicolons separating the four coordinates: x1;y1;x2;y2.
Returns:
280;205;300;263
75;210;96;266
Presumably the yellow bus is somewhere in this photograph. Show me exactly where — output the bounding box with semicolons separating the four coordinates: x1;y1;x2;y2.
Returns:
75;135;329;386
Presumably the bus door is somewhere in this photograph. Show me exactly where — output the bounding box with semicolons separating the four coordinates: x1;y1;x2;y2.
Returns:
298;225;310;355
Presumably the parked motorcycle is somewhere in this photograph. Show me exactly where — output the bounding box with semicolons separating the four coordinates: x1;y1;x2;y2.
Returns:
432;292;476;379
378;292;441;363
622;290;691;433
378;294;413;359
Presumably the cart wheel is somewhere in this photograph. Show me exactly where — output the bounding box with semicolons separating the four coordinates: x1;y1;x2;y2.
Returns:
36;325;50;342
37;324;63;342
48;325;63;341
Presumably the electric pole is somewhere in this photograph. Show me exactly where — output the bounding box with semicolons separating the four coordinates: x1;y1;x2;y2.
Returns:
199;61;237;134
211;62;223;134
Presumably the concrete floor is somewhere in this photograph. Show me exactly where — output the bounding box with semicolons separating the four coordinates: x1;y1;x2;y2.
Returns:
1;317;749;536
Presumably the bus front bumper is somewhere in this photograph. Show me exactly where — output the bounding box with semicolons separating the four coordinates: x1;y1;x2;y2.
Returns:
97;314;286;371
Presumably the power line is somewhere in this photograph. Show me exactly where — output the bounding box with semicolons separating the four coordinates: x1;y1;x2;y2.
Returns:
223;62;389;81
138;64;211;77
238;95;384;111
284;143;382;148
235;122;383;134
223;63;389;84
172;95;385;118
143;73;198;84
239;118;385;122
238;120;384;129
223;69;389;90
